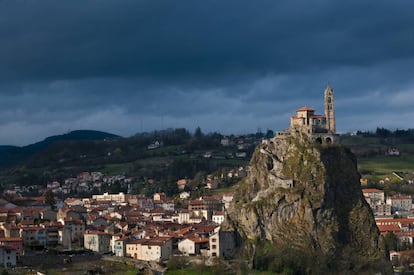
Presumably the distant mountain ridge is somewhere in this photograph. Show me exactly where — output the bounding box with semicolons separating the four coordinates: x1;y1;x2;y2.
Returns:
0;145;19;151
0;130;119;169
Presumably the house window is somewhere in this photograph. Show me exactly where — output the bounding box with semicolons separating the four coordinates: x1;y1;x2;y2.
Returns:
212;245;216;249
212;238;216;243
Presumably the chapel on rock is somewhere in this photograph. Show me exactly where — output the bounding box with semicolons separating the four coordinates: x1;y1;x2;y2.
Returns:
278;85;337;144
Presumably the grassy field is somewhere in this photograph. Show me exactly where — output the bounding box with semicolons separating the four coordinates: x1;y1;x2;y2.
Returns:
358;154;414;175
100;162;133;174
341;135;414;176
2;256;143;275
397;144;414;154
341;136;383;146
166;266;278;275
211;182;240;196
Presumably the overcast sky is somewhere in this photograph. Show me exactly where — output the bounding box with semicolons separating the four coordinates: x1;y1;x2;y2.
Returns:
1;1;414;145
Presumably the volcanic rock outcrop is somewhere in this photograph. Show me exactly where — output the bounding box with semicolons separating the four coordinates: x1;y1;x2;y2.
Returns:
223;131;391;273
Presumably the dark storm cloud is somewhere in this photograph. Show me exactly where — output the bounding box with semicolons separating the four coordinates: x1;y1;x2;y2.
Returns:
1;0;414;82
0;0;414;145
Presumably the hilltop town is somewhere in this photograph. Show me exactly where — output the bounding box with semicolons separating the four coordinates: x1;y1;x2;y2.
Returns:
0;133;255;272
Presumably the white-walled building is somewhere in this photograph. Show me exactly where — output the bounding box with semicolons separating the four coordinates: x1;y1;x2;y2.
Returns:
387;195;412;213
0;246;16;268
362;188;391;216
362;188;385;205
209;231;236;259
178;237;209;256
126;237;173;262
212;211;225;225
92;192;126;203
84;231;111;254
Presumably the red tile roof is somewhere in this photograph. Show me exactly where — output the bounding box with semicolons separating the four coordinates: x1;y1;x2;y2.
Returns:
296;106;315;112
187;237;209;243
377;224;401;233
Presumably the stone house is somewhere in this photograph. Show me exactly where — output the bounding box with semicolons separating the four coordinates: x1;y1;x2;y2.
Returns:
178;236;209;256
84;231;112;253
126;236;173;262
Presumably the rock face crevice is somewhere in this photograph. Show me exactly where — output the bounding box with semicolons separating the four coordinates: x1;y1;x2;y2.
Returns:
223;131;391;273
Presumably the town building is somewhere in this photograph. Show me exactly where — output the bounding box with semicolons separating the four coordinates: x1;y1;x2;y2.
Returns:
20;227;47;247
212;211;225;225
126;236;173;262
58;217;85;244
188;196;223;219
113;236;129;257
362;188;391;216
178;236;209;256
363;188;385;204
209;231;236;259
92;192;127;204
0;246;16;268
0;238;23;257
386;195;412;213
84;231;112;253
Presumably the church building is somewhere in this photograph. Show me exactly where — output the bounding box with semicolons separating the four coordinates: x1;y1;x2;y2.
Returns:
285;85;336;144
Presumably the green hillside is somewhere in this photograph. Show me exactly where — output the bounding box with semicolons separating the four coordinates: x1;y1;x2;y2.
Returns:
341;132;414;187
0;128;252;196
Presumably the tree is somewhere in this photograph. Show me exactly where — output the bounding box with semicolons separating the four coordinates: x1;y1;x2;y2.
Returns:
384;232;398;251
194;127;204;139
44;189;56;210
376;127;392;138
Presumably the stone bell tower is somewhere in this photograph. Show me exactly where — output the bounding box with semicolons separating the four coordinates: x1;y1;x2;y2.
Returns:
324;84;336;133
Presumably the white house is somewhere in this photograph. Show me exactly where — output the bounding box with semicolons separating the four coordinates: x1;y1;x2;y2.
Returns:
212;211;225;225
362;188;385;205
126;236;173;262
